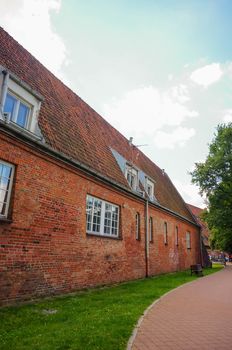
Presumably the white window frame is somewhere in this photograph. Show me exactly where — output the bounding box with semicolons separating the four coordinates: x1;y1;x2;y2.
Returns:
145;177;155;201
2;76;41;134
0;159;14;219
4;91;32;129
125;164;138;191
186;232;191;249
86;195;119;238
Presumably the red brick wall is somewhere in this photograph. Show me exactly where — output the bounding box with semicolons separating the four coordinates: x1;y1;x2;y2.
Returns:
148;207;200;276
0;133;200;305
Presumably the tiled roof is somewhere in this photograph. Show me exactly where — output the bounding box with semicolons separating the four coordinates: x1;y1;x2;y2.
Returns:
0;27;195;222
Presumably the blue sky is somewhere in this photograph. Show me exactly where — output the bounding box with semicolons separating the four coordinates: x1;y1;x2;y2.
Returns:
1;0;232;207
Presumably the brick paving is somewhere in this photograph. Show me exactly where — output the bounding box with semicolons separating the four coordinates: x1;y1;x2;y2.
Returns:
129;266;232;350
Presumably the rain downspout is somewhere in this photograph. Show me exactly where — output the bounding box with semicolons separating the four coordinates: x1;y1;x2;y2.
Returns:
145;199;149;277
0;69;9;119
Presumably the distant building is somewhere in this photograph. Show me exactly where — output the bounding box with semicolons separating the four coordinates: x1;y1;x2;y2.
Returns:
187;204;210;249
0;27;201;305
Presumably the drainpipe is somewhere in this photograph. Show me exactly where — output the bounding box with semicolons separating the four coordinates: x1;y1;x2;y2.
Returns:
199;228;203;267
0;69;9;119
145;199;149;277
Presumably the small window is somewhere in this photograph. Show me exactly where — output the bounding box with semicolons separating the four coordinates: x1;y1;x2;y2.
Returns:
86;195;119;238
149;217;153;242
186;232;191;249
175;226;179;246
125;165;138;190
1;74;42;136
4;92;31;129
135;213;140;240
145;178;155;201
164;222;168;245
0;160;14;219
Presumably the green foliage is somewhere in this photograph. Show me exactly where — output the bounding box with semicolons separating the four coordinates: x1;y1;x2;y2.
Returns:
0;267;222;350
191;123;232;252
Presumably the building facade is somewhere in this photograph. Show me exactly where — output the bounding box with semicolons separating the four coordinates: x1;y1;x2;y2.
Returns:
0;28;201;305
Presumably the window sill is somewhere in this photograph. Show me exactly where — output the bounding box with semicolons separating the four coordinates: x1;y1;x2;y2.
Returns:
0;118;42;141
0;217;12;224
86;232;122;240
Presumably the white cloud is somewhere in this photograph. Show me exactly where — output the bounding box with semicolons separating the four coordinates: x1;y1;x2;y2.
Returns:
103;85;198;149
190;63;223;88
0;0;68;78
154;127;195;149
173;179;205;208
223;109;232;123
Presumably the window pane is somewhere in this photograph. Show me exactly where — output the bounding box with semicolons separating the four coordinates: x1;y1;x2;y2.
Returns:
104;203;118;236
0;177;10;191
86;196;102;233
0;161;14;218
2;165;12;179
17;102;29;128
0;189;8;204
3;93;17;118
0;201;7;216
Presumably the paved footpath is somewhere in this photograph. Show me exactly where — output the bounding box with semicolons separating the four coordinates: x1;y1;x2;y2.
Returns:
129;266;232;350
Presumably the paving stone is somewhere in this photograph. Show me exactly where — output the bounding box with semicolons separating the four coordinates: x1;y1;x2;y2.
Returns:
130;265;232;350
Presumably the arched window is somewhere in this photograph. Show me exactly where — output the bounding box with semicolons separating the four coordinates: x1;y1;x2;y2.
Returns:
136;213;140;240
149;217;153;242
164;222;168;245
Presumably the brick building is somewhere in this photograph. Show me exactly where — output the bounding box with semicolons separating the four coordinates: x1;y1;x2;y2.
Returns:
0;28;201;305
187;204;210;249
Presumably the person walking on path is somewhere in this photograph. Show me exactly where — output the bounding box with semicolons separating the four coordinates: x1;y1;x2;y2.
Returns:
128;266;232;350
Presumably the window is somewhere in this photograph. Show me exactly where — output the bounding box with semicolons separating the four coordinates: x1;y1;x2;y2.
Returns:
86;195;119;238
149;217;153;242
125;165;138;190
0;160;14;218
1;75;42;135
175;226;179;246
186;232;191;249
145;178;155;201
164;222;168;245
136;213;140;240
4;92;31;128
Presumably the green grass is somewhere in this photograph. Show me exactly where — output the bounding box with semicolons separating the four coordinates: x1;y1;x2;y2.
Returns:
0;265;223;350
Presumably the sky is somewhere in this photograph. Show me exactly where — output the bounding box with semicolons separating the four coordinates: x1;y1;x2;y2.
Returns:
1;0;232;208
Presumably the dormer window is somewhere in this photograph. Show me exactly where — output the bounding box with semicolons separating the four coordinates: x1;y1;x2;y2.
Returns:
145;177;155;201
125;165;138;190
4;92;31;128
0;69;43;138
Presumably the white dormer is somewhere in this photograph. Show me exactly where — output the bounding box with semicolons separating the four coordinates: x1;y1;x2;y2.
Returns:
145;177;155;201
0;67;43;139
125;164;138;191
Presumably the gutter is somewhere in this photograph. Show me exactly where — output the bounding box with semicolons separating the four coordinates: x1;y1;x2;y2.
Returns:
0;121;200;229
0;69;9;118
145;199;149;277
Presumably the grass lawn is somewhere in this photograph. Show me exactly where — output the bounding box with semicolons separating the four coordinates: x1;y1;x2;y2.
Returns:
0;265;223;350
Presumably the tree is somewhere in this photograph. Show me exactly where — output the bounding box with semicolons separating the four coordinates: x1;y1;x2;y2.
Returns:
191;123;232;253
